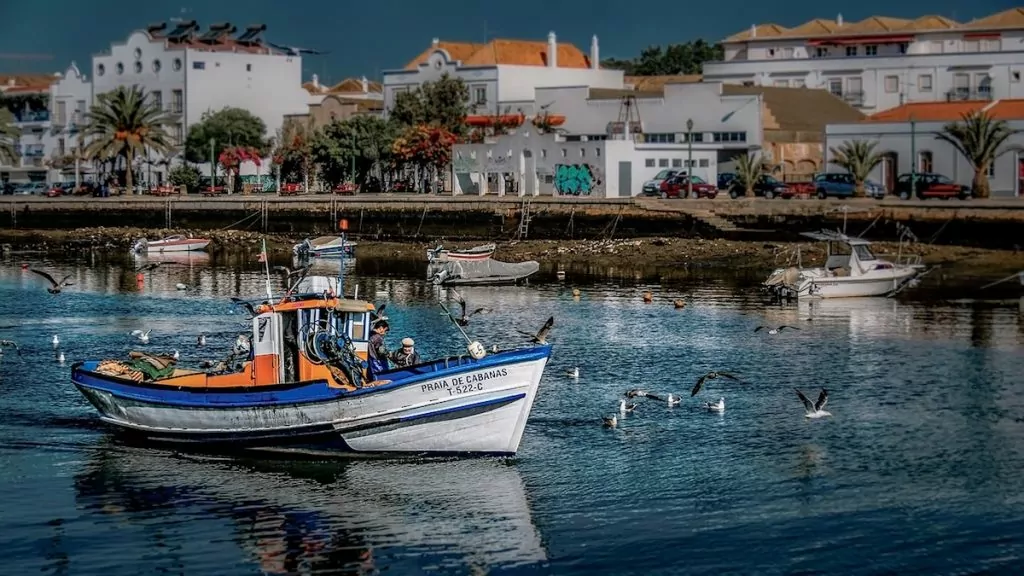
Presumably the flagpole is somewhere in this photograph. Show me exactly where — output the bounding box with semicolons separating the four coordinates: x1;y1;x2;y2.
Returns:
262;238;273;301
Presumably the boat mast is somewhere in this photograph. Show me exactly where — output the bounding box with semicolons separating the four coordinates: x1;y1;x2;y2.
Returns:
338;218;348;296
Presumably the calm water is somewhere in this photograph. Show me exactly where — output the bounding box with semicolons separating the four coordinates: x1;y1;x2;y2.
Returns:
2;251;1024;575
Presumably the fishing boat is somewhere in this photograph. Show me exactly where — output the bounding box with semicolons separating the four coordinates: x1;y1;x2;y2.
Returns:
763;231;926;299
293;236;357;259
69;275;553;455
427;243;497;263
131;235;211;254
430;258;540;286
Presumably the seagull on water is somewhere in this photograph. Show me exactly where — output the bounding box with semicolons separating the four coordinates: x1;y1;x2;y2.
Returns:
644;392;681;406
602;415;618;428
624;389;648;398
30;269;74;294
130;329;151;344
795;388;832;418
703;397;725;413
197;334;207;346
755;325;800;335
0;340;21;357
56;351;65;364
516;316;554;344
175;283;187;291
566;367;580;379
619;399;637;414
172;350;180;360
52;335;60;348
691;370;743;396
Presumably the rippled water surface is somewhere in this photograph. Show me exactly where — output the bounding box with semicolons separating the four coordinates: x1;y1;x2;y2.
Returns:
2;251;1024;575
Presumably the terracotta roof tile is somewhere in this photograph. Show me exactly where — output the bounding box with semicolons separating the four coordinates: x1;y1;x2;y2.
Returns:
962;8;1024;30
329;78;383;94
897;15;959;32
724;24;789;42
841;16;911;34
405;42;485;69
405;38;590;69
724;13;965;42
302;81;325;95
625;75;702;91
0;74;58;93
863;101;988;123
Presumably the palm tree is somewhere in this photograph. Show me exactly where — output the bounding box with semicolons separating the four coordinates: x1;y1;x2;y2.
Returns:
734;153;764;198
82;85;174;193
828;140;885;198
937;110;1020;198
0;109;20;166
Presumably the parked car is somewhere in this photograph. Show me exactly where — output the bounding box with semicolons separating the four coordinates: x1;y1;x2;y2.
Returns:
893;173;971;200
659;174;718;199
812;173;885;199
717;172;736;190
13;182;48;195
728;175;793;199
1;182;15;195
641;169;681;195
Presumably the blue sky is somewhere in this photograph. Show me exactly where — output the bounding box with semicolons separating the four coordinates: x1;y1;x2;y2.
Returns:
0;0;1013;83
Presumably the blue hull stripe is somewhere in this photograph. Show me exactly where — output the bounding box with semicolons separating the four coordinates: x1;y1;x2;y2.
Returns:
71;345;550;408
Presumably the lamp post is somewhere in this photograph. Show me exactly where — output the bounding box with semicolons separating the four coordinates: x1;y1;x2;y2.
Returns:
686;118;694;198
910;113;917;197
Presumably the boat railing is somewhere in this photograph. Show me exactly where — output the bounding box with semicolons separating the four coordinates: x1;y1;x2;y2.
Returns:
878;252;923;267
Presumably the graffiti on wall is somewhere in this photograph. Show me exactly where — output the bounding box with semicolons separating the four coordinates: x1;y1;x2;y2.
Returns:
240;175;276;192
553;164;603;196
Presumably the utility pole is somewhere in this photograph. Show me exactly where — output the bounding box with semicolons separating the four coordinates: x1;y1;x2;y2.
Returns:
910;114;917;198
209;137;215;191
686;118;694;198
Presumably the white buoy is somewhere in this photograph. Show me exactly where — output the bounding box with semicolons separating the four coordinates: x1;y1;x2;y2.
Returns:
175;283;187;290
52;335;59;348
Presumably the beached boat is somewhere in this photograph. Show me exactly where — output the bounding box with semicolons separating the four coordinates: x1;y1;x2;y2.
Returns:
131;235;211;254
292;236;358;259
763;231;925;299
430;258;540;286
427;243;497;263
69;275;552;455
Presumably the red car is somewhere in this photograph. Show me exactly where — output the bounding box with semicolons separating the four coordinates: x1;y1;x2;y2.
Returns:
659;174;718;199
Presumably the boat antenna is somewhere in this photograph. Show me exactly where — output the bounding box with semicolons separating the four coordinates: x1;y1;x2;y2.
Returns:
260;237;273;301
338;218;349;297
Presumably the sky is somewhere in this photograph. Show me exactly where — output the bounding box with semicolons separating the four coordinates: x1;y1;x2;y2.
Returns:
0;0;1015;84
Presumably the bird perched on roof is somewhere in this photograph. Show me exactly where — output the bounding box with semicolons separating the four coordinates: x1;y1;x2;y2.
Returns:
30;269;74;294
516;316;554;344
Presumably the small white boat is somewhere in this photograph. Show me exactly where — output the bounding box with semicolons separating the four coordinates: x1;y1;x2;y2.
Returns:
431;258;540;286
293;236;357;258
132;235;211;254
764;231;925;299
427;243;496;263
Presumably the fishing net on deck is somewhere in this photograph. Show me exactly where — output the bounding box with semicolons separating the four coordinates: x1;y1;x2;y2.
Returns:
95;352;177;382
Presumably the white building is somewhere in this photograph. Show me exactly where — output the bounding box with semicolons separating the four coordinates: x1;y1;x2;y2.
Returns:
0;73;60;184
382;33;624;116
46;63;94;184
703;8;1024;114
91;20;310;179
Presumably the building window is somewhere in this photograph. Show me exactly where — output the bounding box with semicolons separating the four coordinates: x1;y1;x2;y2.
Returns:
898;42;909;54
246;63;252;72
987;161;995;178
153;59;161;73
58;138;65;156
1013;71;1021;83
473;86;486;104
686;160;696;168
55;101;66;125
151;90;163;109
193;61;205;70
712;132;747;143
782;47;793;59
96;63;105;76
133;61;142;73
918;151;933;173
595;148;600;157
815;47;828;58
845;46;857;57
564;135;581;142
580;148;586;158
645;158;655;167
658;158;669;167
643;133;675;143
672;158;682;167
768;48;776;58
793;79;806;88
916;74;932;92
981;39;1000;52
884;75;899;93
865;45;878;56
828;79;842;97
699;159;710;167
133;48;142;60
773;80;789;87
561;148;567;158
964;40;979;52
173;58;182;71
115;62;124;75
683;132;704;143
171;89;183;113
173;124;183;146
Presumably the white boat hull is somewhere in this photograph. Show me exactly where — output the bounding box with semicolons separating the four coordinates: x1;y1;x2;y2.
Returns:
74;353;548;455
146;240;210;253
777;267;921;299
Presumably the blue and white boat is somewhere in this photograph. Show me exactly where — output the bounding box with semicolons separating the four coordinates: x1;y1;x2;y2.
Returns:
69;276;552;455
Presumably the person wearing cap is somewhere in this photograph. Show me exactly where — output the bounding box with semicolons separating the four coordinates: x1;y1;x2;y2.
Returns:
367;320;391;380
390;337;422;367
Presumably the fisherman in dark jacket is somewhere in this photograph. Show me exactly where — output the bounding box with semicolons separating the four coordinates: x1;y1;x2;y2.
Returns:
390;337;422;367
367;320;390;380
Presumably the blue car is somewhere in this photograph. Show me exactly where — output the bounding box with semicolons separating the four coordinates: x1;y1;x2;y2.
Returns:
813;173;885;199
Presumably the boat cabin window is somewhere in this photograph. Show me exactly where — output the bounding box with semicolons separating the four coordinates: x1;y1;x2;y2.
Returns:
825;242;851;271
853;244;876;261
349;312;368;341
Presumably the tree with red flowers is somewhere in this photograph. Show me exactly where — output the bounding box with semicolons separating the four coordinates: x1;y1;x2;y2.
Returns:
392;125;457;174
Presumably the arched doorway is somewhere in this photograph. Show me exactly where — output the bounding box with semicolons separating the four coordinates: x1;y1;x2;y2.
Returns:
880;152;899;193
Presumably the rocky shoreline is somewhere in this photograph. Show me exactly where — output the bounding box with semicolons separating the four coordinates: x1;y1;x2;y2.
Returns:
1;227;1022;285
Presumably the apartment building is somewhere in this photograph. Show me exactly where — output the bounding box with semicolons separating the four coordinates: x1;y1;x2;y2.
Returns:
382;32;624;116
0;74;60;183
703;8;1024;113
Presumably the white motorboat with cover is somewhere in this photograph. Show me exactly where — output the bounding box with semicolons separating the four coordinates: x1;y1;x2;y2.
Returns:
764;231;925;299
293;236;358;258
427;243;497;263
430;258;540;286
131;235;211;254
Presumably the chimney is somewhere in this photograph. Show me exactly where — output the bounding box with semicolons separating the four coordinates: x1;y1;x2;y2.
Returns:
547;31;557;68
837;13;843;27
312;73;319;88
590;35;600;69
361;76;368;93
432;38;439;47
751;24;757;38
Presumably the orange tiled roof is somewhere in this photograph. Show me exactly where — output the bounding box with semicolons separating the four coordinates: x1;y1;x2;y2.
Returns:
329;78;383;94
724;24;789;42
625;75;702;91
0;74;58;93
405;38;590;69
302;81;324;94
962;8;1024;30
725;11;972;42
863;101;991;122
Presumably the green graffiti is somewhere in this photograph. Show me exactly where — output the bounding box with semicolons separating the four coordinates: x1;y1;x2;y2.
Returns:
240;175;276;192
554;164;599;195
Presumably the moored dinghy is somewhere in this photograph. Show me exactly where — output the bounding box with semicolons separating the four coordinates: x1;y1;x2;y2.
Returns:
427;243;497;263
132;235;211;254
69;276;552;455
293;236;358;259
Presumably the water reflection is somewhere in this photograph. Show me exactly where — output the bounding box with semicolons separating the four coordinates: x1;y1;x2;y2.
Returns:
73;444;547;574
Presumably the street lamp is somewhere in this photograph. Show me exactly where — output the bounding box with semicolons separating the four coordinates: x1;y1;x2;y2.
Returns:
909;113;917;198
686;118;694;198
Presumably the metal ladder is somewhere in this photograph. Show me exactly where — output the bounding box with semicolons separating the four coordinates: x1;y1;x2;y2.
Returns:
517;197;533;239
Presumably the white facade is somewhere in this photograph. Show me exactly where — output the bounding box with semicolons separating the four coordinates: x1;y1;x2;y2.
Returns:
451;82;764;198
383;33;624;116
46;63;94;184
0;75;59;183
705;17;1024;114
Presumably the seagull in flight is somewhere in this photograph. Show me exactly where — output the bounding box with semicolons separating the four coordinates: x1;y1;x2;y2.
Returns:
691;370;743;396
230;297;257;317
370;304;388;326
448;288;490;326
273;264;312;294
755;325;800;335
30;269;74;294
130;329;151;344
0;340;21;356
516;316;554;344
795;388;832;418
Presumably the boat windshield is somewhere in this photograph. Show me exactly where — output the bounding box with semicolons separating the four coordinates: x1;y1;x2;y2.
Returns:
853;244;876;261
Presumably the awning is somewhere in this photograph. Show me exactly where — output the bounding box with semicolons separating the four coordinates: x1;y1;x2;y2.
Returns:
808;35;913;46
963;32;1001;40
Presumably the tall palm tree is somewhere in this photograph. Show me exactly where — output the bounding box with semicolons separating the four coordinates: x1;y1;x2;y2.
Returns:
82;85;174;193
937;110;1020;198
0;109;20;166
828;140;885;198
734;153;764;198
